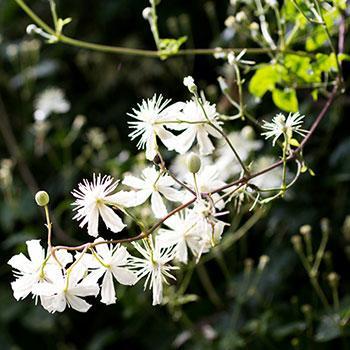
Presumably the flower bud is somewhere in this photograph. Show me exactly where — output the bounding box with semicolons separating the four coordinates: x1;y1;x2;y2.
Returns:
186;153;201;174
217;76;229;93
258;255;270;271
224;16;235;28
35;190;50;207
183;76;197;94
142;7;152;20
327;272;340;289
291;235;302;252
300;224;312;236
301;304;312;315
241;126;255;140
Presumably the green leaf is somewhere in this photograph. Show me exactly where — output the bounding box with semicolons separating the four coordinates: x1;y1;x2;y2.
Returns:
272;88;298;112
249;65;284;98
158;36;187;60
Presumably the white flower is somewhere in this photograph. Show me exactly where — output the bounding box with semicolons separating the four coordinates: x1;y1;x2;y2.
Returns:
72;174;128;237
216;128;263;180
37;263;99;313
8;239;72;301
129;238;177;305
167;100;222;155
250;156;283;190
187;200;227;260
122;166;183;218
157;211;199;264
81;239;137;305
261;112;308;146
34;87;70;121
127;94;184;160
184;165;226;209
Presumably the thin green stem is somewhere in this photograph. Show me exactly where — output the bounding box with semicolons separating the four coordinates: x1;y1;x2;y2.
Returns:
281;132;288;195
13;0;316;59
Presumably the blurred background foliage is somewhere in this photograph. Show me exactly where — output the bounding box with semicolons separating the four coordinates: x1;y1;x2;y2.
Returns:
0;0;350;349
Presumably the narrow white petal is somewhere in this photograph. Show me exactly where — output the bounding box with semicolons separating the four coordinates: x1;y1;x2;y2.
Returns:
98;205;126;233
87;207;99;237
66;294;91;312
111;266;137;286
197;129;214;155
100;271;116;305
122;175;145;189
151;192;167;218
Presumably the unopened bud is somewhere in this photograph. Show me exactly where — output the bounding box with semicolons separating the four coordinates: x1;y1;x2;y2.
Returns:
142;7;152;20
327;272;340;289
35;190;50;207
300;224;312;236
249;22;259;32
235;11;247;23
342;215;350;241
244;258;254;274
258;255;270;271
241;126;255;140
320;218;330;234
301;304;312;315
187;153;201;174
224;15;235;27
183;76;197;94
217;76;229;92
291;235;302;252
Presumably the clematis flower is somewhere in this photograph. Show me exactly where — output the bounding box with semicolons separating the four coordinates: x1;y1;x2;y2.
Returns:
127;94;184;160
215;127;263;180
157;211;200;264
122;166;183;218
166;100;222;155
129;238;177;305
72;174;128;237
37;263;99;313
34;87;70;121
8;239;72;301
81;238;137;305
261;112;308;146
183;165;226;209
188;200;227;261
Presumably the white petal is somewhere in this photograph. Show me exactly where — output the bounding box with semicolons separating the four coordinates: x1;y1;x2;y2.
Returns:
145;133;158;161
87;207;99;237
66;294;91;312
70;283;100;297
176;241;188;264
94;241;112;261
122;175;145;189
172;128;196;154
159;186;183;202
151;192;167;218
197;129;215;155
26;240;45;266
11;275;36;300
111;266;137;286
100;271;116;305
98;205;126;233
8;253;32;273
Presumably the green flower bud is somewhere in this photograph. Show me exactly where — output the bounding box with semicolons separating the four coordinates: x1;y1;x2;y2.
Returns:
187;153;201;174
35;190;50;207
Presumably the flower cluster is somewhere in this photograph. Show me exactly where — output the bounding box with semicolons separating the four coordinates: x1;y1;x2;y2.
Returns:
8;76;309;313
